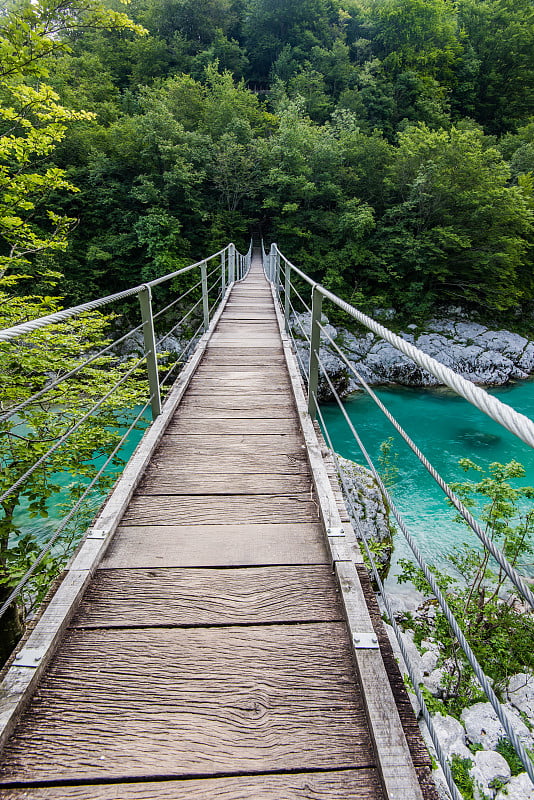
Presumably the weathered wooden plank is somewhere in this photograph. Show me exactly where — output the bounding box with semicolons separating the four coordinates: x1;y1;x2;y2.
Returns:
178;393;292;407
0;624;375;784
146;451;309;475
208;338;281;347
190;367;288;379
176;403;295;419
137;472;311;495
215;321;278;329
223;312;276;319
72;565;342;627
165;417;299;435
157;432;304;452
122;494;319;525
200;355;286;366
100;522;328;568
206;345;285;355
189;375;291;388
193;364;282;375
0;768;385;799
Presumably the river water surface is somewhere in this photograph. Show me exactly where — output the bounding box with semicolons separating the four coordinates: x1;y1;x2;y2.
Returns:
320;380;534;589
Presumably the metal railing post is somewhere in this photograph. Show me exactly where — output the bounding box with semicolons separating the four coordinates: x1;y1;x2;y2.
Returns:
201;260;209;330
284;260;291;333
229;244;235;283
308;286;323;420
269;243;276;283
138;285;162;420
221;249;226;296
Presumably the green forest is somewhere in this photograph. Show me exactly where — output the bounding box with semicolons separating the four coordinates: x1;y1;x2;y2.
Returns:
1;0;534;322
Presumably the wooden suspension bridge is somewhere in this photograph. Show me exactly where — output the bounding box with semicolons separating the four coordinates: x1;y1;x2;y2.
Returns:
0;254;439;800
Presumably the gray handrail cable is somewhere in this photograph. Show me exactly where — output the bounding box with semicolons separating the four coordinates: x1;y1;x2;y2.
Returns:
317;362;534;785
314;399;464;800
316;319;534;610
272;244;534;450
0;245;231;344
0;398;153;621
263;244;534;788
264;244;534;608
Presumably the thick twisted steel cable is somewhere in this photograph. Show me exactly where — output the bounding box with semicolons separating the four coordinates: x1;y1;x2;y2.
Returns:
0;285;143;343
314;399;463;800
316;320;534;610
0;398;152;621
0;354;147;507
320;287;534;449
317;356;534;784
0;319;146;425
0;246;238;343
272;244;534;449
274;247;315;288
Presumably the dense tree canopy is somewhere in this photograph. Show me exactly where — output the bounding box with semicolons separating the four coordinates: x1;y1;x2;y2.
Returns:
0;0;533;319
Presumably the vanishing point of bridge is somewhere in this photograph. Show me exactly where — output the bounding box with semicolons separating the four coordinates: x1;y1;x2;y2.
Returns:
0;253;437;799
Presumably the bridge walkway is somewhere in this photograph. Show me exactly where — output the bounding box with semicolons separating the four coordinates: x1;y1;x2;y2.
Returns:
0;256;435;799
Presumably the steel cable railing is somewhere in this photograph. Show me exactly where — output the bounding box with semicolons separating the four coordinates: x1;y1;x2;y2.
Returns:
317;360;534;786
316;319;534;610
0;398;153;621
314;398;464;800
0;242;247;623
0;352;148;508
266;245;534;611
272;245;534;449
0;318;147;424
263;243;534;793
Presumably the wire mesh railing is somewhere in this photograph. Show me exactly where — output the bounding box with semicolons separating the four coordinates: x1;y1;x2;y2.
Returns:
263;242;534;796
0;242;251;631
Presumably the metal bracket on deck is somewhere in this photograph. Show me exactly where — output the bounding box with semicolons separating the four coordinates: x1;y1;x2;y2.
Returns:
326;526;345;537
352;633;379;649
86;528;107;540
13;647;46;668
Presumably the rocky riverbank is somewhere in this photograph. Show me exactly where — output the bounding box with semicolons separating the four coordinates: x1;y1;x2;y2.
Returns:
293;311;534;399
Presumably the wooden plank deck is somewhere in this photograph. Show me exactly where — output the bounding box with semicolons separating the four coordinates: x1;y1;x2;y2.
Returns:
0;256;436;799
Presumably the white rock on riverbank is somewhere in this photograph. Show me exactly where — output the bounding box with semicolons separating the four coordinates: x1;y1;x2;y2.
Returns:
291;312;534;392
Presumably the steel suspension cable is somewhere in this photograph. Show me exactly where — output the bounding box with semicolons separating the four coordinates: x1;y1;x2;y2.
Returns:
155;298;203;348
0;354;147;507
0;319;146;425
317;356;534;783
274;245;534;449
152;278;203;321
314;398;463;800
0;398;152;621
316;320;534;610
287;296;312;344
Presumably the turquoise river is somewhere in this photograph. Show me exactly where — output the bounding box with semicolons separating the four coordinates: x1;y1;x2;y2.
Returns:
321;379;534;589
